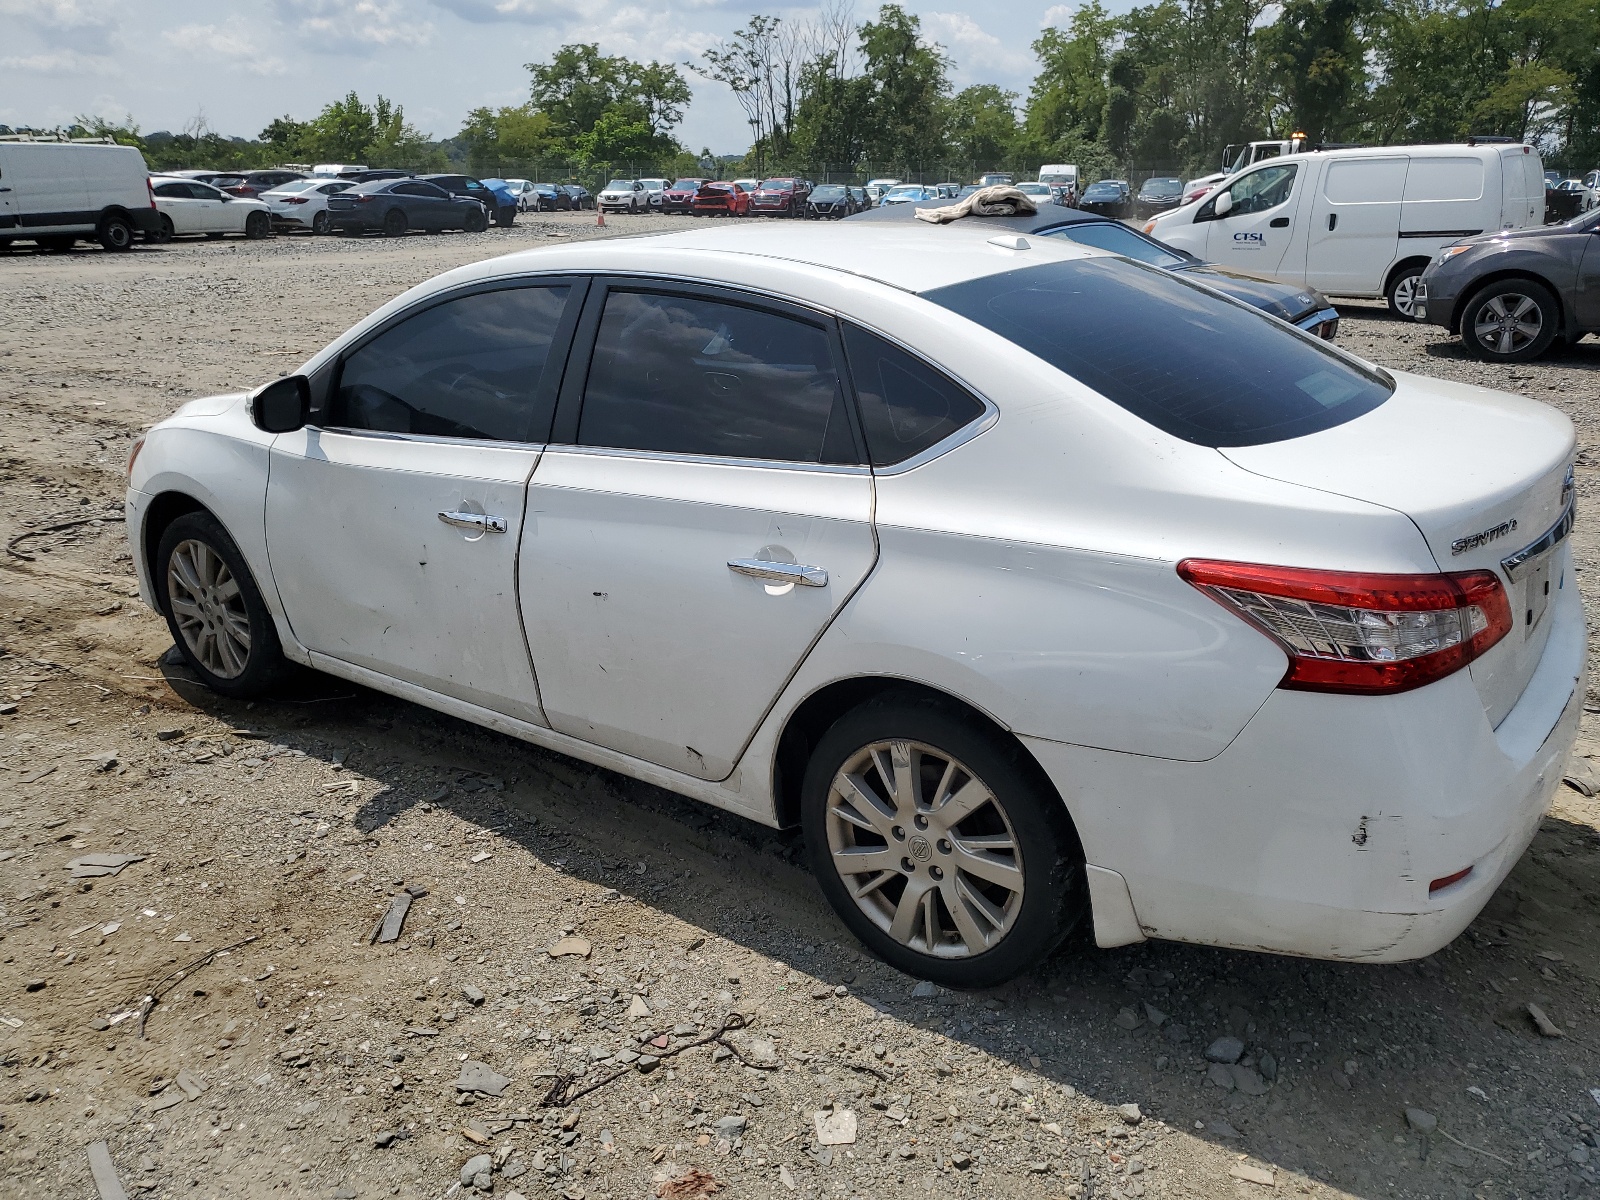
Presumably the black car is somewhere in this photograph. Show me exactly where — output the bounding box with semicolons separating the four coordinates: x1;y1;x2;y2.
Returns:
529;183;573;211
418;174;513;227
845;199;1341;340
1135;177;1184;219
1078;180;1132;219
340;169;412;183
807;184;857;219
327;179;489;236
848;185;870;211
214;169;307;198
1417;205;1600;361
661;178;711;214
563;185;594;210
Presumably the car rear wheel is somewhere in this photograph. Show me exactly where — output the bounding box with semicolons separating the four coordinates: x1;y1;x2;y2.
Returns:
245;211;270;240
383;209;408;237
802;693;1086;988
1461;279;1560;362
1385;264;1426;320
97;213;135;251
311;211;329;235
156;512;288;699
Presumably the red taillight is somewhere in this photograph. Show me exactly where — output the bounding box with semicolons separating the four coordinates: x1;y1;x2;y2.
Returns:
1429;866;1473;893
1177;559;1512;695
146;177;157;209
283;196;309;204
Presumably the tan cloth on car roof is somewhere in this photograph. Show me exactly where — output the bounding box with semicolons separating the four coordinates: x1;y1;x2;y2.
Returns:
913;185;1038;225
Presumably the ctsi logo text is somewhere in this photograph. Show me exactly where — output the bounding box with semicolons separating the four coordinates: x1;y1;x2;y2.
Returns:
1233;231;1265;244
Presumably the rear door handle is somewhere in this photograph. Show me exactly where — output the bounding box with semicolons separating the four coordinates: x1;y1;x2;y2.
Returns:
1270;217;1289;228
438;511;507;534
728;559;828;587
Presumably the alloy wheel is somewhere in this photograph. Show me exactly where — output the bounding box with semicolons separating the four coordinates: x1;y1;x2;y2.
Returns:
167;539;252;679
825;739;1024;959
1473;293;1543;356
1390;272;1422;318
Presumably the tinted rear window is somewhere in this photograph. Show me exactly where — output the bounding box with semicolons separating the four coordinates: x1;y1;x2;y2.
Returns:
922;259;1391;447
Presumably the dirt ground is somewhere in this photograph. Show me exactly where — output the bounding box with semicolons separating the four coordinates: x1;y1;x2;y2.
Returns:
1;214;1599;1200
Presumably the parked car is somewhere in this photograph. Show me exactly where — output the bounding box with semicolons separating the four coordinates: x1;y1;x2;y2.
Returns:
935;182;963;199
661;178;711;215
312;163;366;178
597;179;646;213
563;185;594;210
326;178;488;235
129;221;1580;986
0;139;159;251
1077;180;1132;218
848;185;871;210
731;178;761;194
341;169;412;184
1135;177;1185;218
420;174;516;227
163;169;231;184
977;172;1014;186
259;178;353;235
806;184;858;218
750;177;809;217
500;179;540;212
1037;163;1079;195
1013;182;1057;207
1147;143;1546;319
638;178;671;209
864;178;901;203
1585;169;1600;191
880;184;937;205
847;195;1342;339
522;183;572;212
150;176;272;240
1417;204;1600;361
214;169;307;199
691;182;750;217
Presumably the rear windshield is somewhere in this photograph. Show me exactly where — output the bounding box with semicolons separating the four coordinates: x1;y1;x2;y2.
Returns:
922;259;1391;447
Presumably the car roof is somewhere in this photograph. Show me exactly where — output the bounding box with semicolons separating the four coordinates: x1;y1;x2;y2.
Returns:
437;220;1106;297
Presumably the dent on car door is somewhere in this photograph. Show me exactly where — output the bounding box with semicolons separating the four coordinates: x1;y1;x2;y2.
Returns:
265;279;586;721
520;282;878;780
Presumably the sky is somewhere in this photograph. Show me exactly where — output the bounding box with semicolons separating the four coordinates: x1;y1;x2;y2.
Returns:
0;0;1138;155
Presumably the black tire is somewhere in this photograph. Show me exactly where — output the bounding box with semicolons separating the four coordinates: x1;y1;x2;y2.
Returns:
464;206;489;233
383;208;408;237
493;206;515;228
801;692;1086;988
1385;262;1427;321
157;215;175;242
245;211;270;240
1460;278;1561;362
97;213;135;251
155;511;288;699
311;211;329;235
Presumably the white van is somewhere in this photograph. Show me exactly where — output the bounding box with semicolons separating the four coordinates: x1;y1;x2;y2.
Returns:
1146;143;1544;318
1037;163;1079;191
0;139;160;251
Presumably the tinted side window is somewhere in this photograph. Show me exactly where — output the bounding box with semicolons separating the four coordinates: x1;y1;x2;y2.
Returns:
923;259;1391;447
332;286;572;442
842;325;986;467
1043;223;1189;268
153;182;190;198
578;290;855;464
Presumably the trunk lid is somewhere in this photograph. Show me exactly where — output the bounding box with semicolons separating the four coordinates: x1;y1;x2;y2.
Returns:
1223;370;1575;726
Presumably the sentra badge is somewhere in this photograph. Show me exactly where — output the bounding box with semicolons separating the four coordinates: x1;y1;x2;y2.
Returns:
1451;519;1518;556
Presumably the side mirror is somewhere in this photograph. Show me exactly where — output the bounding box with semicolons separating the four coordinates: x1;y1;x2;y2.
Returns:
250;375;310;434
1214;190;1234;217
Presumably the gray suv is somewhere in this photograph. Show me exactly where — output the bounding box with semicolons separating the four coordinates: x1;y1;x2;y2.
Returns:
1418;207;1600;361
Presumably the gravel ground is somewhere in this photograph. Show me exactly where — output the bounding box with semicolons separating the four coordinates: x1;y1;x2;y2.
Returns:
1;217;1599;1200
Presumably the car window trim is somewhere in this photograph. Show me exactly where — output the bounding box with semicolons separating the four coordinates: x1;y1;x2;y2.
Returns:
550;275;869;467
316;274;591;445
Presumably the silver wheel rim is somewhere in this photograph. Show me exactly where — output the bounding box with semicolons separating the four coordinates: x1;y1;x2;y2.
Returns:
826;740;1024;959
1473;293;1542;355
167;539;251;679
1392;273;1421;318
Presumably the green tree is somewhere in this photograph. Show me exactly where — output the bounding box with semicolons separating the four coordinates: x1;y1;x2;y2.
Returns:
1261;0;1372;145
945;85;1019;168
856;4;951;167
1025;2;1118;148
525;44;690;159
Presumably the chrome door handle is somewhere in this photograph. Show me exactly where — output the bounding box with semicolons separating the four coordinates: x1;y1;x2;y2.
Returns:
728;559;828;587
438;511;507;534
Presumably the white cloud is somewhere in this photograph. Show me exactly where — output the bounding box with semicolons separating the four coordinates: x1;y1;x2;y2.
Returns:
428;0;566;23
164;21;288;74
923;12;1031;78
0;0;119;52
274;0;434;51
1041;4;1074;30
0;50;118;75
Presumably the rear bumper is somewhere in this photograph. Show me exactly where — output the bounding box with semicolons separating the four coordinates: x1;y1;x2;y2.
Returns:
329;212;381;231
129;208;162;234
1024;577;1585;962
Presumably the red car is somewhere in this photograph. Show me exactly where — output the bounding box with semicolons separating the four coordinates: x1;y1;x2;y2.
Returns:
691;182;750;217
749;177;809;217
661;178;711;214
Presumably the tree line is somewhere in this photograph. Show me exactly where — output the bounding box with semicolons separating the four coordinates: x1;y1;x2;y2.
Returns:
33;0;1600;183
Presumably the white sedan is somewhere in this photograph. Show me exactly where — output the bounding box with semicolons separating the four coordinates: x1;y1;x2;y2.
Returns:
125;222;1581;986
150;176;272;240
259;178;355;234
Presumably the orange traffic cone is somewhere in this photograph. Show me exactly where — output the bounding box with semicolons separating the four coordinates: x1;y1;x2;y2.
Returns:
596;210;605;227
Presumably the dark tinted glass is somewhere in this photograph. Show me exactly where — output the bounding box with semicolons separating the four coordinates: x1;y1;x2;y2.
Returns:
760;180;795;191
332;286;571;442
922;260;1391;447
1042;223;1189;268
153;182;190;198
842;325;986;467
579;291;855;464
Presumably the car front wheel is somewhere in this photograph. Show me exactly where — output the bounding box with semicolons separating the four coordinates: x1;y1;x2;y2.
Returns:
156;512;288;698
802;693;1086;988
383;209;408;237
1386;264;1427;321
1461;279;1560;362
245;211;270;240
